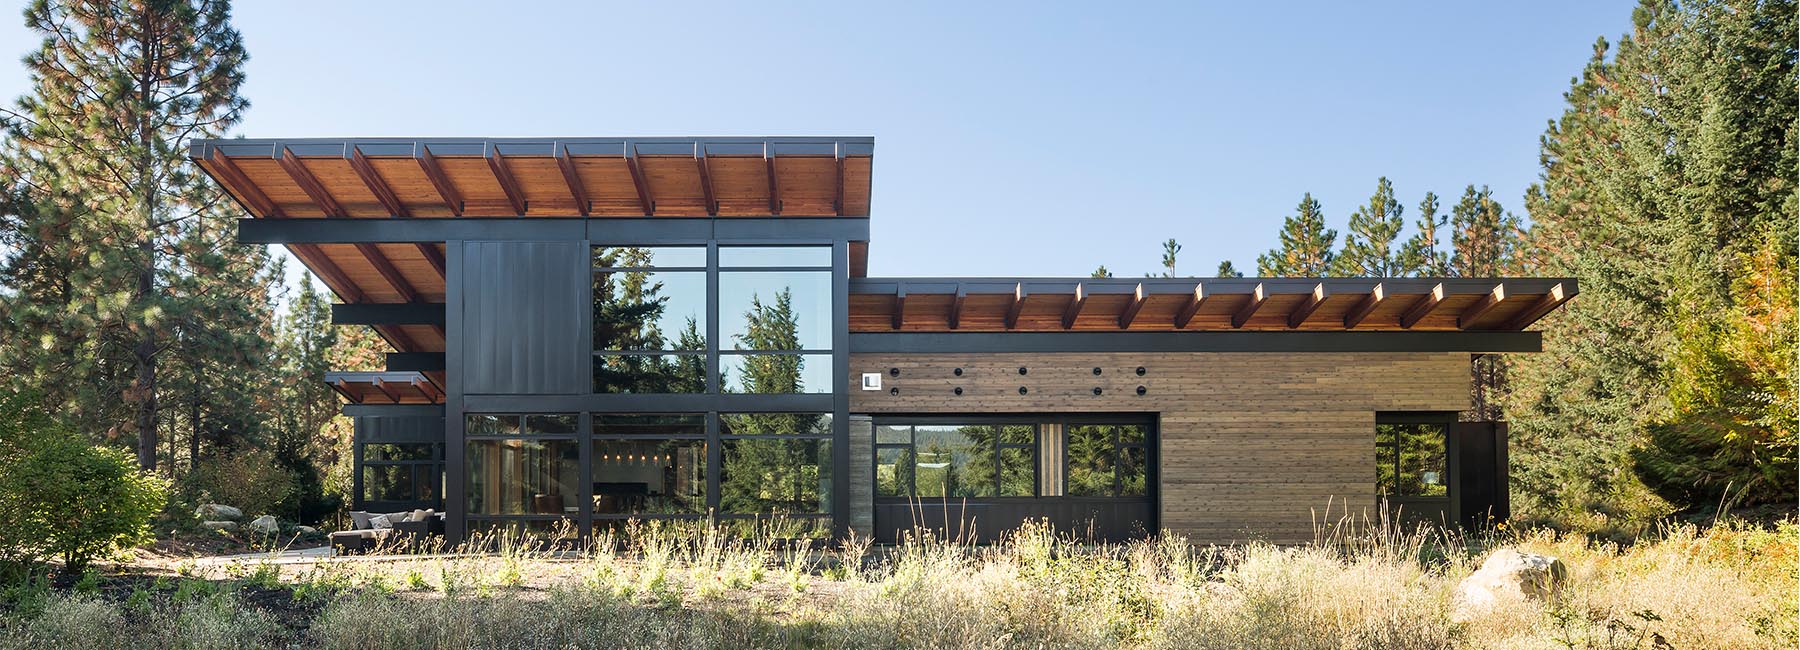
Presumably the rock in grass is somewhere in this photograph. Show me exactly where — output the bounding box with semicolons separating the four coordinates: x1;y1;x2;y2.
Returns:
200;520;238;531
1452;549;1568;622
248;515;280;534
196;504;243;520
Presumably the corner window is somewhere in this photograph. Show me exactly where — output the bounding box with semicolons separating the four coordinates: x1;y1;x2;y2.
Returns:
1377;414;1450;498
1066;424;1149;497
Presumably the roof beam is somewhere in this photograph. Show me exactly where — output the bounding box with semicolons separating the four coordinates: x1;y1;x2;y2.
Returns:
1343;283;1387;329
834;147;846;216
331;302;446;326
624;146;654;215
695;150;719;216
1175;283;1208;329
356;243;420;303
371;378;403;404
1400;283;1448;329
331;379;358;403
1288;282;1329;328
484;143;528;215
347;145;408;217
1119;283;1148;329
554;143;591;216
1005;283;1027;330
1501;282;1571;330
414;144;464;216
1063;283;1088;330
207;150;281;217
1458;283;1508;329
948;283;967;330
288;243;364;302
891;286;906;330
410;378;441;404
764;151;781;215
377;325;421;353
275;147;345;217
1232;283;1268;328
415;243;446;277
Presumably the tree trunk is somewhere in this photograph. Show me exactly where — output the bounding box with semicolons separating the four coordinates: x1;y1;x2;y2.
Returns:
135;258;157;471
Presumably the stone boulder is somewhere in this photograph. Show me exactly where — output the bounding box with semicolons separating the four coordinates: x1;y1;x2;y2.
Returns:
200;520;238;531
296;525;318;535
247;515;280;534
195;504;242;520
1452;549;1568;622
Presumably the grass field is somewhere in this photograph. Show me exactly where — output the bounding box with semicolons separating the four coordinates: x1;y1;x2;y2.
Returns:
0;517;1792;649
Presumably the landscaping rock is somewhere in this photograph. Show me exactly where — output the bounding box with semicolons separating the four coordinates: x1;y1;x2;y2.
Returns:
195;504;242;520
1452;549;1568;621
200;520;238;531
248;515;280;534
296;525;318;535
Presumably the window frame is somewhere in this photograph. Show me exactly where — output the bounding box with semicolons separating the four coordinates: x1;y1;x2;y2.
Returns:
592;246;710;393
464;413;583;524
873;417;1044;501
717;411;834;519
1062;423;1152;499
1375;411;1455;500
359;442;443;506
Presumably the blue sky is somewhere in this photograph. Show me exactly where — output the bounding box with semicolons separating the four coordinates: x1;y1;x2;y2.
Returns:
0;1;1635;279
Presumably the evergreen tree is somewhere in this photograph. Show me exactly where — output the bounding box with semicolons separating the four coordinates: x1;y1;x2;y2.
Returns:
1090;265;1113;278
1334;177;1407;277
1256;193;1337;277
1449;185;1524;422
1216;261;1244;278
0;0;252;470
1398;191;1450;276
1505;0;1797;522
1158;239;1180;277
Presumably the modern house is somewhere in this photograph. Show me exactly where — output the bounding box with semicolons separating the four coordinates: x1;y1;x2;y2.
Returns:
190;136;1574;545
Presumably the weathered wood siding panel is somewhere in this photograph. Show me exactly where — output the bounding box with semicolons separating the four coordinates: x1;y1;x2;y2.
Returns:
847;352;1470;544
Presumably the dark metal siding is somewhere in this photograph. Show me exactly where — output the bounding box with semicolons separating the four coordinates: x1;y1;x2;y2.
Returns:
460;241;589;395
354;414;445;443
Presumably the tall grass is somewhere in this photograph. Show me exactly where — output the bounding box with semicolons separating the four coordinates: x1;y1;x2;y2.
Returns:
1;515;1792;649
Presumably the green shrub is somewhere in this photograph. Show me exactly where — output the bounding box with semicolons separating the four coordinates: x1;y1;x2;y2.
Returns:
0;393;170;573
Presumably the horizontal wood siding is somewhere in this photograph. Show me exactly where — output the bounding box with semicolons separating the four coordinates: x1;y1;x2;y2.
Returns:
847;352;1470;544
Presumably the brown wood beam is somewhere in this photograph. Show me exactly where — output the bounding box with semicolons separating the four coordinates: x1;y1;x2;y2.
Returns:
1174;283;1209;329
948;284;967;330
276;147;346;217
484;143;528;215
371;378;403;404
1119;283;1148;329
331;379;358;403
415;244;446;277
1500;283;1570;330
208;150;282;217
764;152;781;215
1343;283;1387;329
410;378;441;404
1458;283;1508;329
414;144;463;216
1399;283;1448;329
356;243;420;303
624;147;654;215
376;325;421;353
1287;282;1329;328
1232;283;1269;328
834;148;846;216
695;151;718;216
892;286;906;330
554;143;591;216
347;146;409;217
288;243;364;302
1005;283;1027;330
1062;283;1088;330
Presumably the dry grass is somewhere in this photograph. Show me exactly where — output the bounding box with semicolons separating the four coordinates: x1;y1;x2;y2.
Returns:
0;516;1792;649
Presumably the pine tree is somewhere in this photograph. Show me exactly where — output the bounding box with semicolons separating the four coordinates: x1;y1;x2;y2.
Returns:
1398;192;1449;276
1090;265;1113;278
1256;193;1337;277
1215;261;1244;278
0;0;252;470
1159;239;1180;277
1334;178;1406;277
1449;185;1521;278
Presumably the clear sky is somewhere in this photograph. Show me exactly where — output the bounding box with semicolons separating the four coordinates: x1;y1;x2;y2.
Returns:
0;1;1637;279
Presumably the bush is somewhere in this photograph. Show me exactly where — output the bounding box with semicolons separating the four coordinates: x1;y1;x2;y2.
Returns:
181;447;295;521
0;393;170;573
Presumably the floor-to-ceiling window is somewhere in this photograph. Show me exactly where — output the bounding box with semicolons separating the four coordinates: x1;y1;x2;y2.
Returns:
464;414;581;536
1376;412;1453;525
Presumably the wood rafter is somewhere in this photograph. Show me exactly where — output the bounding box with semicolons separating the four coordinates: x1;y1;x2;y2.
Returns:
1119;283;1148;329
347;145;408;217
1501;282;1569;330
207;150;281;217
1232;283;1268;328
1459;283;1507;329
275;147;345;217
1005;283;1027;330
1343;283;1386;328
764;152;781;215
1063;283;1088;330
410;378;441;403
554;143;591;216
892;286;907;330
415;144;463;216
331;379;357;402
355;243;420;303
834;148;846;216
1399;283;1447;329
624;147;654;215
484;143;527;215
371;378;402;404
948;284;968;330
416;244;446;277
1174;283;1207;329
1288;282;1329;328
695;151;718;216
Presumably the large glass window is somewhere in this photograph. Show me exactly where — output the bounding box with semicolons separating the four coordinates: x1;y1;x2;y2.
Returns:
361;443;442;504
465;414;580;518
1066;424;1149;497
592;414;707;517
594;246;707;393
719;412;833;515
719;246;833;395
1377;416;1449;498
875;424;1037;498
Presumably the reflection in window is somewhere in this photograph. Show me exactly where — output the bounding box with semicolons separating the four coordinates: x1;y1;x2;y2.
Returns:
591;439;706;515
465;438;579;516
876;424;1037;498
720;354;832;394
594;246;707;268
594;353;706;394
1065;424;1149;497
720;413;832;436
720;438;832;514
361;443;442;504
592;414;705;437
720;272;833;351
718;246;832;268
593;270;706;351
1377;421;1448;497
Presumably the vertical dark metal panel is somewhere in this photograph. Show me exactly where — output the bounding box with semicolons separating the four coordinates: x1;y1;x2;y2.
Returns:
1494;422;1510;523
352;428;365;511
578;412;594;539
445;240;466;544
462;241;588;394
1452;420;1509;529
831;240;851;536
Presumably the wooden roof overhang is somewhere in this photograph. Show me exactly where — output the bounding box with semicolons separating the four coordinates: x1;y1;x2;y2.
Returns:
850;277;1575;332
188;137;875;356
325;371;446;405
